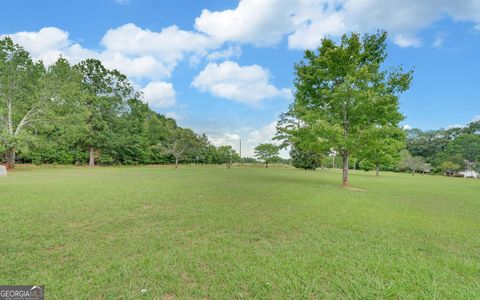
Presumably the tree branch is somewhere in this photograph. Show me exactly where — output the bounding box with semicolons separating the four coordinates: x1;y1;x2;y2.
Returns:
14;107;41;136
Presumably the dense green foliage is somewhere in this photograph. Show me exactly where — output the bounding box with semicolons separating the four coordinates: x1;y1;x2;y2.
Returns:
217;145;240;168
406;120;480;174
0;37;238;167
290;145;323;170
1;166;479;298
357;126;405;175
277;32;412;185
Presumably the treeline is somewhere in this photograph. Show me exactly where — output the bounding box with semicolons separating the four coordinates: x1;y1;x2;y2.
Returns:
405;121;480;175
0;37;239;168
287;120;480;176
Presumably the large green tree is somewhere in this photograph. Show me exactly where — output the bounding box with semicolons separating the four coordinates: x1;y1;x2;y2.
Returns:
278;32;412;186
0;38;83;168
74;59;133;166
18;58;89;165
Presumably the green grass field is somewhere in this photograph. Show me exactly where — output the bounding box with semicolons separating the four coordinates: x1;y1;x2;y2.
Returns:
1;166;479;299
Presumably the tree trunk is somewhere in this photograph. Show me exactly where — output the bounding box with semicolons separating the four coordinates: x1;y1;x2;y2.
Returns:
375;164;380;177
175;157;179;169
266;161;269;168
5;148;16;169
88;147;95;167
342;153;349;187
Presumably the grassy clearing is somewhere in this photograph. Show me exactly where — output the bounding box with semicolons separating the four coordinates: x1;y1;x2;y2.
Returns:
0;166;479;299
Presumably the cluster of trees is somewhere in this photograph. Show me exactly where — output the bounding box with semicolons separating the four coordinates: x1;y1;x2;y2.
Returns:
405;121;480;175
0;37;240;168
276;31;412;186
283;122;480;177
275;30;479;181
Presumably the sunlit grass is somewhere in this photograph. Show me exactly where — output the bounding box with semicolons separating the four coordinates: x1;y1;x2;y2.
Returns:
1;166;479;299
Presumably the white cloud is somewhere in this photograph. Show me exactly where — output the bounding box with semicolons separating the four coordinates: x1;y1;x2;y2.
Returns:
206;45;242;61
195;0;296;46
142;81;176;108
441;115;480;130
402;124;412;130
394;34;422;48
195;0;480;49
4;0;480;84
114;0;129;4
246;121;288;158
209;133;241;147
208;121;289;158
191;61;292;106
248;121;277;145
1;27;95;65
101;24;213;59
100;23;219;79
304;0;480;48
288;10;346;49
446;124;466;130
2;23;221;80
99;52;171;79
4;0;480;94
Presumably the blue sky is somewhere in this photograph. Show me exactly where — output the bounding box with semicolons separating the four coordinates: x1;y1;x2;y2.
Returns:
1;0;479;156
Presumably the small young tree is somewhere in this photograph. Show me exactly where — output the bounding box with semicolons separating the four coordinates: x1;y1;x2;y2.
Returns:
158;127;199;168
74;59;133;166
0;39;87;168
254;143;280;168
217;145;239;168
440;161;461;176
398;150;431;175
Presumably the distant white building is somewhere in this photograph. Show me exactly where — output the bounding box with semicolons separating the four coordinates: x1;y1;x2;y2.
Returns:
459;170;479;178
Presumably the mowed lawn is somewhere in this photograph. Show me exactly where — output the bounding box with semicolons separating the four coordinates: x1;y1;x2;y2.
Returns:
0;166;479;299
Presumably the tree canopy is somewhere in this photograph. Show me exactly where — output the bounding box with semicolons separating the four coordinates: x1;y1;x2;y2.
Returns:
405;121;480;174
0;37;242;168
277;32;412;185
254;143;280;168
